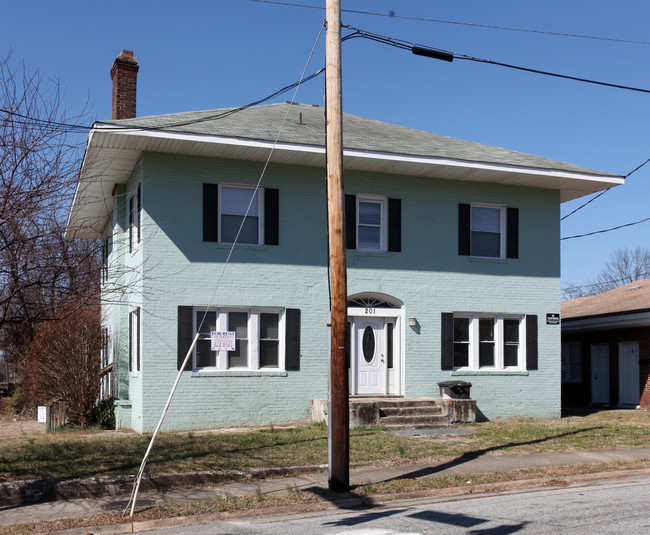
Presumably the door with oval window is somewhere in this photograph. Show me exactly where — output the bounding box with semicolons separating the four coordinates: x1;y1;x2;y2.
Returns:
354;318;386;395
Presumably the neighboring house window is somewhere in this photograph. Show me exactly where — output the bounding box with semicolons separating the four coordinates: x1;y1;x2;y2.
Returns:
178;307;301;371
345;194;401;252
129;184;141;253
442;313;537;371
129;307;140;372
458;203;518;259
203;184;279;245
562;342;582;383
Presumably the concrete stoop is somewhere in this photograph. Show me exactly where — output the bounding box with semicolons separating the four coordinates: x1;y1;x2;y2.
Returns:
312;397;476;429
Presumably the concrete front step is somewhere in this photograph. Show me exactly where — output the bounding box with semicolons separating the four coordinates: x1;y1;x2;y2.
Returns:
380;406;444;417
379;414;449;426
312;397;476;428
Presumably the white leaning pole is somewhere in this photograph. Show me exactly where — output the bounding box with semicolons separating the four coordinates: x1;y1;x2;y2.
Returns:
125;332;200;517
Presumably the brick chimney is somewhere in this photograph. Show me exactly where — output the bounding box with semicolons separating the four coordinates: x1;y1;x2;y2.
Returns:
110;50;139;120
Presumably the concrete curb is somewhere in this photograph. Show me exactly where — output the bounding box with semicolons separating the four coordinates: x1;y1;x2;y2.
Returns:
49;468;650;535
0;464;335;507
3;460;386;509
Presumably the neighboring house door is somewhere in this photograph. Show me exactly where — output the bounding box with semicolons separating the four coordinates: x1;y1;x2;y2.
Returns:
619;342;640;407
590;344;610;405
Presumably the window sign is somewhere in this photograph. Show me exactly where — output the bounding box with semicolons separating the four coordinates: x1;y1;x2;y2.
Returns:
211;331;236;351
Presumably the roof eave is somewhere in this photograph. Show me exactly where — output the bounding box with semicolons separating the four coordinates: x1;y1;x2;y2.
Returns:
66;125;624;239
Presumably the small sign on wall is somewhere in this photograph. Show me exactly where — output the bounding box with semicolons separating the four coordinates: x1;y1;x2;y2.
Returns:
546;313;560;325
37;406;47;423
211;331;236;351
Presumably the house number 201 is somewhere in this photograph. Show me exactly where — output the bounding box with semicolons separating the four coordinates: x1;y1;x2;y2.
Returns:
364;308;376;315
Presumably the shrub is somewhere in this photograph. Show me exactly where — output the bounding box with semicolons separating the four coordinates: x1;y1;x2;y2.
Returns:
89;397;116;430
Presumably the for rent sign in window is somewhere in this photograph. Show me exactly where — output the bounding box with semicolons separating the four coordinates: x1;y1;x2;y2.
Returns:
211;331;236;351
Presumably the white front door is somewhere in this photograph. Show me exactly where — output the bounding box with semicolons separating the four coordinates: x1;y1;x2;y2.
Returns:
591;344;610;405
354;318;386;395
619;342;640;407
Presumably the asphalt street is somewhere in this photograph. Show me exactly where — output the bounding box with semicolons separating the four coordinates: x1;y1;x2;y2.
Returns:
139;475;650;534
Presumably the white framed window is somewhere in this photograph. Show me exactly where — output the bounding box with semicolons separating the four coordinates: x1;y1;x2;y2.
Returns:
129;307;140;372
128;184;141;253
219;185;262;245
356;195;387;251
562;342;582;383
193;308;284;370
470;204;505;258
453;314;525;370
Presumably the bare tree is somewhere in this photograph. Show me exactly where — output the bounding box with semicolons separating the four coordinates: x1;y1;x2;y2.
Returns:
20;300;101;426
0;52;100;389
587;246;650;295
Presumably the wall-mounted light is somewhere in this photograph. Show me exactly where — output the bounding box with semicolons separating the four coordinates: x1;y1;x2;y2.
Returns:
408;317;417;328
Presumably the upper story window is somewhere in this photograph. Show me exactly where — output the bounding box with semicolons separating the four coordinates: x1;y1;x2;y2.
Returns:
128;184;141;253
345;194;401;252
203;184;279;246
471;205;504;258
220;185;261;245
458;203;518;260
357;195;387;251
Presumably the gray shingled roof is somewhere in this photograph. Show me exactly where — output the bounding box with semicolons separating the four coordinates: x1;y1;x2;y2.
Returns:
98;102;614;178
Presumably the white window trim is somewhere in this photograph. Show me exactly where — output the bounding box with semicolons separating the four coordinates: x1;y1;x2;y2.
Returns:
470;204;505;259
218;184;264;245
454;314;525;371
130;307;140;373
129;184;141;253
356;194;387;252
193;307;285;371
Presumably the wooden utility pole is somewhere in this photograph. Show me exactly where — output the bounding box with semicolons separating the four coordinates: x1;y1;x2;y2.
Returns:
325;0;349;493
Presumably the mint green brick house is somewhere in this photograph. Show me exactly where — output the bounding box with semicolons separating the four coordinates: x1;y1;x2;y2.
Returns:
67;98;622;432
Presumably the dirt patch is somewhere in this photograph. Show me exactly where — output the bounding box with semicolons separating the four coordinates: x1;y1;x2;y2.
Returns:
0;419;44;439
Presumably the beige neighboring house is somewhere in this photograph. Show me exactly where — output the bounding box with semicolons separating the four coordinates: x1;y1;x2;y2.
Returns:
561;279;650;409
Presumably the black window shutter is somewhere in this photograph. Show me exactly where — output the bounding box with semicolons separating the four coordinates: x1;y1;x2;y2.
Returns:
285;308;301;371
203;184;218;242
458;204;470;256
507;207;519;259
345;194;356;250
441;313;454;370
388;198;401;252
526;315;538;370
264;188;279;245
178;306;194;371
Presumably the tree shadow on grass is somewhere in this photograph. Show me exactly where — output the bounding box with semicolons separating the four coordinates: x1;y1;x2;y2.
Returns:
297;425;604;508
383;425;605;482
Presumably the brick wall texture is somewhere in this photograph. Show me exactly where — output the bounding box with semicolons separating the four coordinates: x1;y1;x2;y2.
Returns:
103;152;563;432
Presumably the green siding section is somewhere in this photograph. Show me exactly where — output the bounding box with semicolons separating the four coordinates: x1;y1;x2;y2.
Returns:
106;152;560;432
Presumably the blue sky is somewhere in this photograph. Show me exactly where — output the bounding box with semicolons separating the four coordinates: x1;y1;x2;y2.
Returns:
4;1;649;293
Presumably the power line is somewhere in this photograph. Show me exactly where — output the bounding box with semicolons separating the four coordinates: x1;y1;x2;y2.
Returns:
561;217;650;240
343;25;650;94
562;274;650;294
0;68;326;135
561;157;650;221
250;0;650;46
